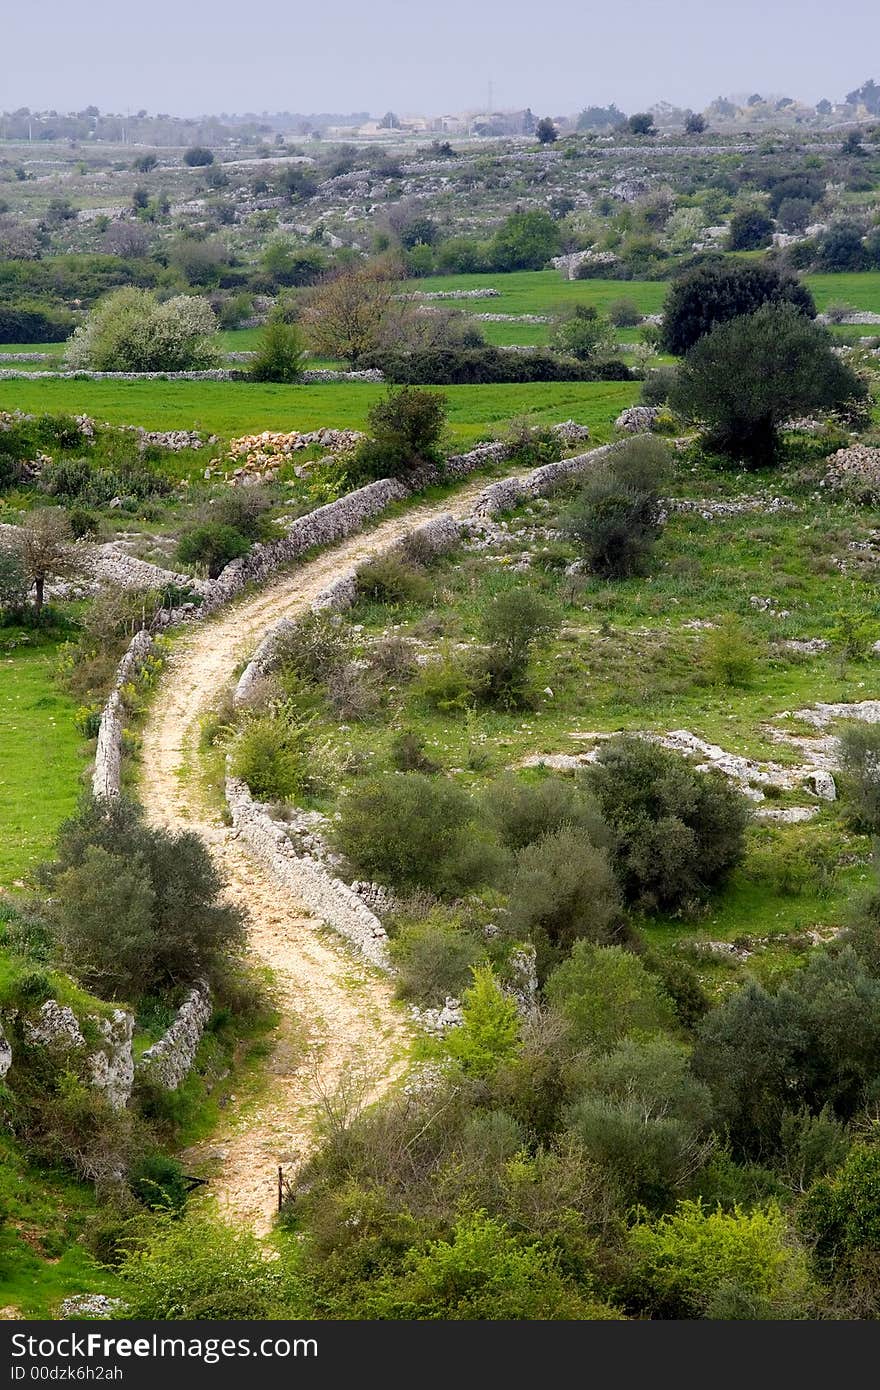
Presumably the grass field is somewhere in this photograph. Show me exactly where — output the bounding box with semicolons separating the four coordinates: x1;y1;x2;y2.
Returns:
404;271;668;318
0;378;639;441
0;642;83;886
804;272;880;314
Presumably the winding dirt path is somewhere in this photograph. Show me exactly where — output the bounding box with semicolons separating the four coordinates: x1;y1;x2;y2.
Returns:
138;478;497;1232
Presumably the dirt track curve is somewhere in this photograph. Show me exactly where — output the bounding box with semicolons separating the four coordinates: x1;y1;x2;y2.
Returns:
138;477;499;1232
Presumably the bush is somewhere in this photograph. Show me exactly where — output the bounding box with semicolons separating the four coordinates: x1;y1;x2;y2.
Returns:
0;303;75;343
249;318;304;383
444;967;521;1077
484;772;609;852
837;722;880;832
705;615;757;687
639;364;678;406
129;1153;189;1212
506;827;624;971
182;146;214;167
660;260;816;356
625;1199;812;1318
562;436;669;579
672;303;868;466
567;1038;714;1206
476;587;558;707
353;387;447;480
390;728;438;773
584;735;750;912
550;305;617;364
490;209;562;271
357;552;431;605
727;208;774;251
231;705;318;802
65;288;221;372
360;346;632;386
116;1214;299;1318
607;297;642;328
389;912;483;1006
42;795;244;1001
274;611;352;685
177;522;249;577
545;941;675;1049
333;773;486;895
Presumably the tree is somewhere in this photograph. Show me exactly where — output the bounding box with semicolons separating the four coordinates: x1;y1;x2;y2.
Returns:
444;968;521;1078
477;586;558;706
301;262;397;365
535;117;558;145
249;317;305;383
628;113;656;136
65;287;221;372
727;208;774;251
814;222;868;272
490;210;562;271
685;112;707;134
183;145;214;167
671;302;868;465
546;941;675;1049
507;827;623;967
660;259;816;356
13;508;76;612
550;304;617;363
352;385;447;479
132;154;157;173
584;734;750;911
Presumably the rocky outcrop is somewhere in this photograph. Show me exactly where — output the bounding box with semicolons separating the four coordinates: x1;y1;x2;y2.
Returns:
615;405;662;432
226;776;390;970
22;1000;135;1109
137;983;212;1091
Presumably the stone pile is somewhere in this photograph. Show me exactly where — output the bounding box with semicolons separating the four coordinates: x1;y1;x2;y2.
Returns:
823;445;880;499
615;405;661;432
216;427;365;484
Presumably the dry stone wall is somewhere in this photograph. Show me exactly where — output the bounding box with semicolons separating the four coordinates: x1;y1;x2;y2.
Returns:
226;776;390;970
136;983;212;1090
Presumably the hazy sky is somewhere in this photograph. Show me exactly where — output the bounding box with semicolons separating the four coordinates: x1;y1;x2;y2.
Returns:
5;0;880;116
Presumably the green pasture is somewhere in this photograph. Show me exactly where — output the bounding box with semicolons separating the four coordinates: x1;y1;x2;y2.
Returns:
0;642;83;886
0;378;639;442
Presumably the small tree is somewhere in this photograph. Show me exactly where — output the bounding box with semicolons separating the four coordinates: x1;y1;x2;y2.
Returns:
477;586;557;707
672;302;868;465
546;942;675;1049
727;208;774;251
249;317;305;383
660;260;816;356
685;112;707;134
14;508;76;612
550;304;617;363
535;117;558;145
183;146;214;167
490;210;562;271
302;262;398;365
65;287;221;372
444;967;521;1077
628;113;656;136
353;386;447;479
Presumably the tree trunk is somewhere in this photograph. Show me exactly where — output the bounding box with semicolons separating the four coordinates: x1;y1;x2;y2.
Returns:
34;574;44;614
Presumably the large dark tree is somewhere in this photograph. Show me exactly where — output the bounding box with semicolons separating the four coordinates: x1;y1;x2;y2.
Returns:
660;259;816;355
672;302;868;466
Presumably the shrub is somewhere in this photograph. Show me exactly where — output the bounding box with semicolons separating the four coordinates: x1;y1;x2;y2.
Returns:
0;547;28;619
116;1214;299;1318
483;772;609;852
490;209;562;271
639;364;678;406
671;303;867;466
360;346;632;386
357;552;431;605
231;705;318;801
567;1038;714;1206
660;260;816;356
183;146;214;167
550;305;618;364
506;827;624;971
414;652;482;714
353;387;447;480
444;967;521;1077
249;318;304;383
727;208;774;251
42;795;244;1000
562;436;669;579
129;1153;189;1212
389;912;483;1006
625;1199;812;1318
333;773;484;895
390;728;438;773
177;522;249;577
584;735;749;912
0;303;75;343
705;615;757;687
545;941;675;1049
607;297;642;327
837;722;880;832
65;288;221;372
274;612;352;685
476;587;558;707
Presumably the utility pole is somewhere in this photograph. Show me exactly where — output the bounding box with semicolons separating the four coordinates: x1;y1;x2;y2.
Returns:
488;79;493;114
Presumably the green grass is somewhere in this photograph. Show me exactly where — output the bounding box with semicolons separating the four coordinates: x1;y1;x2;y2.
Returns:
0;378;639;441
0;640;83;886
404;270;668;318
805;271;880;314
